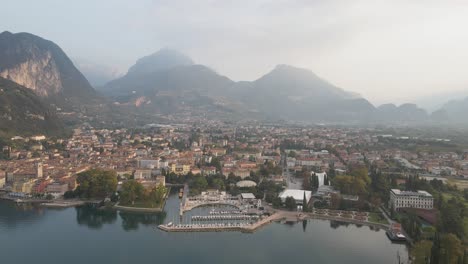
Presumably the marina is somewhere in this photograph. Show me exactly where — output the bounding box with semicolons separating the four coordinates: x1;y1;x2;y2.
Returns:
0;190;409;264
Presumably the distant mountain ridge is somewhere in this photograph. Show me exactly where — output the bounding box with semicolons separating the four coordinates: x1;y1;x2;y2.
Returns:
1;31;466;126
438;96;468;123
102;50;382;122
0;31;96;105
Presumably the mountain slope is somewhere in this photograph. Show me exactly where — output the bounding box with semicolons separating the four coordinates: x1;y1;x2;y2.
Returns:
226;64;371;121
100;50;440;124
0;77;65;137
438;96;468;123
377;103;429;123
0;31;95;103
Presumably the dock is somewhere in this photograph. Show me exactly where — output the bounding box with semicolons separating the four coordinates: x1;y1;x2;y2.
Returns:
191;214;259;221
158;213;281;233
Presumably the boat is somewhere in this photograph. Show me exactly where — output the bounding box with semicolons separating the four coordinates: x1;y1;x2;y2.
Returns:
386;230;407;242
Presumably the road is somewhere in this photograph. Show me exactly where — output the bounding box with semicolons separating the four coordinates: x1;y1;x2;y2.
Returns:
281;154;302;189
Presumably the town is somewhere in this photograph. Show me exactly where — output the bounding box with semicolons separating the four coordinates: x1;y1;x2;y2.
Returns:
1;120;467;261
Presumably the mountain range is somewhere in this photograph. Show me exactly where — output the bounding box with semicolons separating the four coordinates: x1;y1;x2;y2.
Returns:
1;31;468;137
100;48;442;123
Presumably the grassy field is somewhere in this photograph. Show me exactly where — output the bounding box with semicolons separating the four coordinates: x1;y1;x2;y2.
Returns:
448;179;468;190
368;212;389;225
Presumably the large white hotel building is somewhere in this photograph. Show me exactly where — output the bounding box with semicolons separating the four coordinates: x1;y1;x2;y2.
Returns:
389;189;434;210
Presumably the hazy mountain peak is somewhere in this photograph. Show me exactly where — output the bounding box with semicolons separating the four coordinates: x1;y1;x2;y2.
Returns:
127;48;194;74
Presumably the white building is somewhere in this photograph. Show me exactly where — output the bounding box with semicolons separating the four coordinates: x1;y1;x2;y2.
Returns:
279;189;312;205
389;189;433;210
137;159;160;169
311;172;327;187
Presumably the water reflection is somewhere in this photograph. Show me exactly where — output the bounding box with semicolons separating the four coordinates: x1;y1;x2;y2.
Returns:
74;205;167;231
120;211;166;231
302;220;307;232
76;205;117;229
330;220;351;229
329;220;380;232
0;201;45;228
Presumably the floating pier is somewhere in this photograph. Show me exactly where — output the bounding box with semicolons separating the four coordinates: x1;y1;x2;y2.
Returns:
191;214;259;221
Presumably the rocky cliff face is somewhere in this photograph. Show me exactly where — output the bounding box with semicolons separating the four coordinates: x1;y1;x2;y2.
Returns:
0;50;62;97
0;31;95;102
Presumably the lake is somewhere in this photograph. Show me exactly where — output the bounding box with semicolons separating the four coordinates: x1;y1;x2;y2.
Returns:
0;191;408;264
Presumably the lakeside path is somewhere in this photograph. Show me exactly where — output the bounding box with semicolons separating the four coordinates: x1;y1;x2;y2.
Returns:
40;200;86;208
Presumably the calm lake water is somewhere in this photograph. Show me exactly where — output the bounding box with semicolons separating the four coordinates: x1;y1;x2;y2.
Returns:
0;191;408;264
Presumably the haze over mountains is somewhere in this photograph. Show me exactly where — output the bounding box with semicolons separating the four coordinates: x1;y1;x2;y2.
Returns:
1;31;468;136
100;48;458;124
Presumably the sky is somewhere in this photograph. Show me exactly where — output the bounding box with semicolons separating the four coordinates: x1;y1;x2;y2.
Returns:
2;0;468;105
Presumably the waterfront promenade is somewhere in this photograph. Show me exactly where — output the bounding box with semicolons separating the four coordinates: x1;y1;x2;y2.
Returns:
159;208;390;233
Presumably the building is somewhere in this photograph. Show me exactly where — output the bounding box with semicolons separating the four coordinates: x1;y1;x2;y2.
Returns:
0;175;5;188
134;169;152;180
311;171;327;186
30;135;46;141
46;182;69;194
12;179;37;193
169;164;191;175
279;189;312;205
36;162;43;178
236;180;257;188
240;193;256;201
389;189;433;210
137;159;160;169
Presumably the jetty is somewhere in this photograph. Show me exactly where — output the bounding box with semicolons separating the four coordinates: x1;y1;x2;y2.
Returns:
159;212;281;233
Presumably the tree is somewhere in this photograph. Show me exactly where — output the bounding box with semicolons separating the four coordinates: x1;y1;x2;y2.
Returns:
324;175;329;186
64;190;76;199
189;175;208;195
438;198;464;238
119;180;145;205
431;232;441;264
333;175;367;196
411;240;432;264
302;173;311;190
302;192;309;212
147;184;167;207
311;173;319;190
272;197;282;208
285;196;297;211
76;169;118;199
440;233;464;264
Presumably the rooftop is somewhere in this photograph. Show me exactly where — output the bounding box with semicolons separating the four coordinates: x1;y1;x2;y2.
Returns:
279;189;312;201
391;189;432;197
